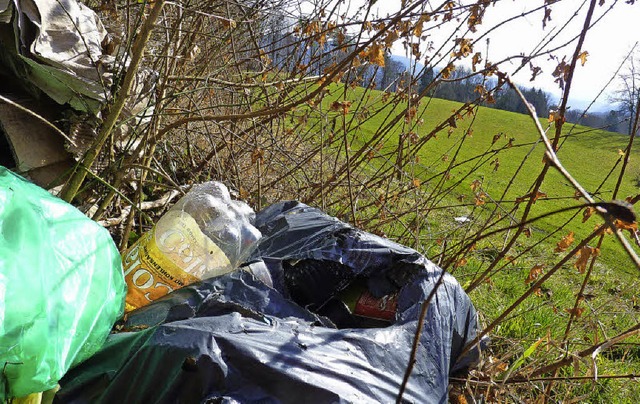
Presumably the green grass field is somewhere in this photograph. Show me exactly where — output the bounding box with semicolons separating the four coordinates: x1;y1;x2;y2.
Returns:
294;84;640;400
314;85;640;266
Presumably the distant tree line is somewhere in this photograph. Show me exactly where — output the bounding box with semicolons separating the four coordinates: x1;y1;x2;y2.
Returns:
415;64;630;134
417;66;551;118
564;109;628;134
259;20;631;135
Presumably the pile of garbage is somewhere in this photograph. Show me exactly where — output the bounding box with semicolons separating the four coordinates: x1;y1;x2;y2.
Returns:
0;167;483;403
0;166;125;401
0;0;483;399
0;0;155;187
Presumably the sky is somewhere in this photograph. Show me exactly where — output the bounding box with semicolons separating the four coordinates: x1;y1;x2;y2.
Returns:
372;0;640;112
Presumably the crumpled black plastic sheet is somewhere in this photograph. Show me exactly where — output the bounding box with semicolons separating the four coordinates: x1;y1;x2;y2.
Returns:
55;201;483;404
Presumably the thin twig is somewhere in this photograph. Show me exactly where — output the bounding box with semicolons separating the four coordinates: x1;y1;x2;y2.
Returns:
532;323;640;377
396;267;450;403
98;188;181;227
60;0;167;202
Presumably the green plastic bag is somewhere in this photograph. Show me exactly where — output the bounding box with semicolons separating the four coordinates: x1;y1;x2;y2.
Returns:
0;167;126;399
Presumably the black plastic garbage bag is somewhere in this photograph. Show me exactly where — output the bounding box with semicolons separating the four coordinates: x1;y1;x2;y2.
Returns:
55;201;482;404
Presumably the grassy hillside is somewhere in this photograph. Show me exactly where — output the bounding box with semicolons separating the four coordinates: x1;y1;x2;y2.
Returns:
294;84;640;400
316;85;639;268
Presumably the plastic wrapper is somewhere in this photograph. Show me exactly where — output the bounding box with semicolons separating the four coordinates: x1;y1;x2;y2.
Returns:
56;201;482;403
0;166;126;399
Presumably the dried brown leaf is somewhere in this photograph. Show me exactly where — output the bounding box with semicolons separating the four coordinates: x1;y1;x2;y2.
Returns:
615;219;638;234
554;231;575;252
367;43;385;66
441;62;455;79
574;246;599;273
573;190;582;200
251;148;264;164
533;191;547;202
384;30;399;48
542;7;552;28
404;106;417;122
330;101;352;115
239;187;250;200
448;115;457;128
578;51;589;66
583;206;596;223
626;194;640;205
470;179;481;192
565;307;585;318
525;264;544;284
455;257;468;268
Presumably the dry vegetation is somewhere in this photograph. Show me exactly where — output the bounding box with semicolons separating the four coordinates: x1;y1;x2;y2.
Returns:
53;0;640;401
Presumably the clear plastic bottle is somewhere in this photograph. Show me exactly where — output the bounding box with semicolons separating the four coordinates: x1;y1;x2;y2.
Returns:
121;182;262;312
